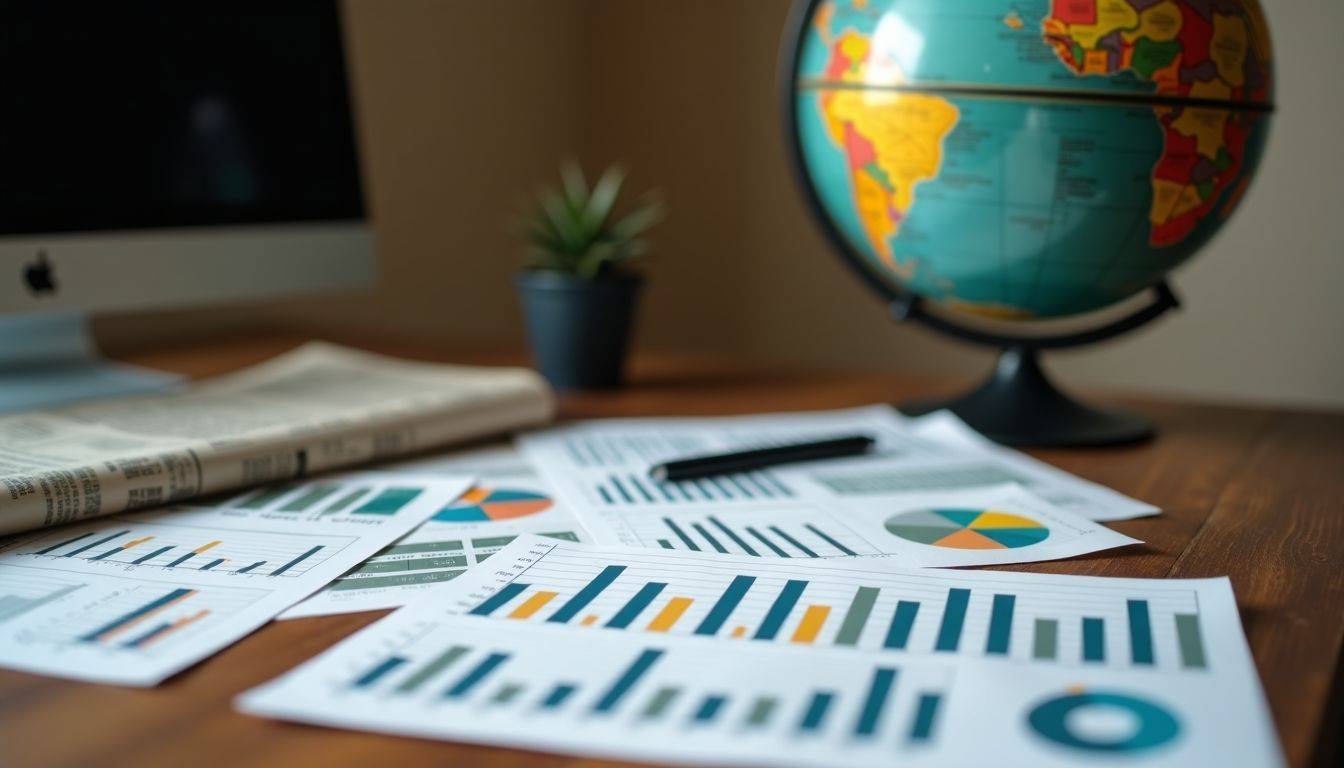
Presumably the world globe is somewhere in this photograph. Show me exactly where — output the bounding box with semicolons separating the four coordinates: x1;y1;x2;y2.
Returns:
787;0;1274;319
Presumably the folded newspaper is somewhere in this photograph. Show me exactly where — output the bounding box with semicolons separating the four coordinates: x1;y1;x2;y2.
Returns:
0;342;554;536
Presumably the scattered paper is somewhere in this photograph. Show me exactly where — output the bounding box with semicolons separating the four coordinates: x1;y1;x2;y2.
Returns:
0;473;471;685
280;445;591;618
238;536;1281;767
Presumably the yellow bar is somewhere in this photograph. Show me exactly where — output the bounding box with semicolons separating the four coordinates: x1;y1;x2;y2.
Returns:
646;597;694;632
790;605;831;644
194;540;222;554
580;614;600;626
121;536;154;550
507;591;558;620
731;625;747;638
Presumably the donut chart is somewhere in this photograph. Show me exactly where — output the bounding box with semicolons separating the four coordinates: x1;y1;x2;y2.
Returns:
884;508;1050;549
434;487;553;522
1027;689;1182;754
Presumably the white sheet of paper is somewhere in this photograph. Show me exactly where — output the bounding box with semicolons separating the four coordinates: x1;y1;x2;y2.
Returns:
279;445;591;619
237;536;1281;768
517;405;1156;525
570;482;1139;567
0;472;471;686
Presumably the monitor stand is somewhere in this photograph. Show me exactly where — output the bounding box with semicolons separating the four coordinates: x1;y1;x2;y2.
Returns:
0;312;184;413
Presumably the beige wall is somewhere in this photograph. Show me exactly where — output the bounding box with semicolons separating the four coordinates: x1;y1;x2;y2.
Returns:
98;0;1344;408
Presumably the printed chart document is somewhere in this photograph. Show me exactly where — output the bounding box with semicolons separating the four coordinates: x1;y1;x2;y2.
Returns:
518;405;1156;526
0;342;553;536
0;473;471;686
238;537;1282;767
281;445;591;618
572;482;1138;567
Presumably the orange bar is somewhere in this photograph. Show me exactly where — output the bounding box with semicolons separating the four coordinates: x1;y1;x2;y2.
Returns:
646;597;693;632
194;540;222;555
790;605;831;644
138;610;211;649
99;589;197;641
580;614;600;626
121;536;154;551
731;625;748;638
507;591;558;620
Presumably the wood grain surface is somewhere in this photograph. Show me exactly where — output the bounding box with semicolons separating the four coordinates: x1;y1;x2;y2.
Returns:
1;335;1340;768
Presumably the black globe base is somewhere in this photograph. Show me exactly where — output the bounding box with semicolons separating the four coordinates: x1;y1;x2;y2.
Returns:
901;347;1153;448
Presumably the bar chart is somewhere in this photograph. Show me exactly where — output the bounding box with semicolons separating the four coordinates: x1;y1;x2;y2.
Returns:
324;531;581;594
8;570;267;655
214;479;436;520
15;522;355;579
448;539;1218;672
617;506;879;557
240;616;956;764
588;469;797;507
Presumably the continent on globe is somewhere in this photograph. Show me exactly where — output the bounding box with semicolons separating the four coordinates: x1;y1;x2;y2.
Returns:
1042;0;1272;246
812;23;958;275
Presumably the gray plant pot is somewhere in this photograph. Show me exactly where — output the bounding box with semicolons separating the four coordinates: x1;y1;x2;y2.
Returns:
516;270;642;390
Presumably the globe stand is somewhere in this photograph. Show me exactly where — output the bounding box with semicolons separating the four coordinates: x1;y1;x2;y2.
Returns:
890;283;1181;448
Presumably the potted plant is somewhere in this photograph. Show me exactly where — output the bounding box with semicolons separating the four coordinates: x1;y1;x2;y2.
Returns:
514;161;663;389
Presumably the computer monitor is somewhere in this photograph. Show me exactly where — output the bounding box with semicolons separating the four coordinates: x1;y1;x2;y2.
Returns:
0;1;374;408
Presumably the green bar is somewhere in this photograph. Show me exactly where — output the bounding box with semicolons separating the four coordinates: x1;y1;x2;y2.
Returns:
641;687;681;720
1176;614;1207;669
323;487;370;514
354;487;423;515
745;696;778;727
471;535;517;549
1033;619;1058;660
834;586;880;646
394;645;470;693
490;683;525;704
279;484;340;512
541;531;581;542
352;555;469;574
379;540;464;557
237;485;296;510
331;569;464;591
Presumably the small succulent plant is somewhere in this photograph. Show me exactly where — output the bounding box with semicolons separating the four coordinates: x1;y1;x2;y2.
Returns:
516;161;663;279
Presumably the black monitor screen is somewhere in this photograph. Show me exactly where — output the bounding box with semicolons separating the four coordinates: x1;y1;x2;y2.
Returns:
0;1;365;236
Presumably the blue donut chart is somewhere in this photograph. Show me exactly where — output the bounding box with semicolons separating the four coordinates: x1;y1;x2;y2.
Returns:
1027;690;1181;754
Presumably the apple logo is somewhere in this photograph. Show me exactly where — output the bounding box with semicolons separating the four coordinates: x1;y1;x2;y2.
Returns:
24;250;57;296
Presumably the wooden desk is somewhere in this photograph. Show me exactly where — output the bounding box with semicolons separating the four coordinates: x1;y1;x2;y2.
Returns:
2;336;1341;768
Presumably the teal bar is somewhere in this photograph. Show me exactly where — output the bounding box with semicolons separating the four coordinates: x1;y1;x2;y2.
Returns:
354;487;423;515
641;687;681;719
854;668;897;737
985;594;1015;655
754;580;807;640
1128;600;1154;665
1083;617;1106;662
799;691;835;732
693;694;727;723
548;565;626;624
594;649;663;713
353;656;407;688
607;582;666;629
469;583;529;616
541;683;578;709
909;693;942;742
694;576;755;636
444;653;509;698
884;600;920;649
934;589;970;652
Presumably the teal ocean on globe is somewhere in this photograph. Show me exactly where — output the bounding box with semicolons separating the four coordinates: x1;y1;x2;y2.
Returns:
792;0;1274;318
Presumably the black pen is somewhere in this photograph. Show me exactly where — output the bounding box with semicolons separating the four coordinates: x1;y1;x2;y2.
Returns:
648;435;876;482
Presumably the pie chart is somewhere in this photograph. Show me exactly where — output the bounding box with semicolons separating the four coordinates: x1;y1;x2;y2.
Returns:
884;508;1050;549
434;487;553;522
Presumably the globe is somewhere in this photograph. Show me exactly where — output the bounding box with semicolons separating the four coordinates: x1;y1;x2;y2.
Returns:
788;0;1274;319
